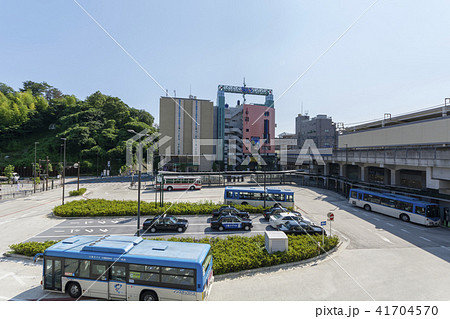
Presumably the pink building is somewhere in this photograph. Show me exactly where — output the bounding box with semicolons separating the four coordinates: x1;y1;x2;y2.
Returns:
242;104;275;154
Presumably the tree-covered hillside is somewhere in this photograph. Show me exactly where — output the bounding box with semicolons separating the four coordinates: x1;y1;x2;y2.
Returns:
0;81;156;175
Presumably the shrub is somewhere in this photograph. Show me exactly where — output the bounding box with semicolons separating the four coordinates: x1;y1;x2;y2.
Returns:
9;235;339;274
8;241;59;257
69;188;87;196
52;199;284;217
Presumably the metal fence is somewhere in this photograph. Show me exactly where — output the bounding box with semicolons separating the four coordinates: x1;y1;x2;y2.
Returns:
0;179;62;200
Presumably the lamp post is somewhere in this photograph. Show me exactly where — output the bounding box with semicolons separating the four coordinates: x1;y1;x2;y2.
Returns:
128;129;150;236
34;142;39;193
74;162;80;191
61;138;66;205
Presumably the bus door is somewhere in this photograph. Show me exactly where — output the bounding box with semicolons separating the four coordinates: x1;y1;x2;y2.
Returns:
44;257;62;291
89;261;110;299
108;264;127;300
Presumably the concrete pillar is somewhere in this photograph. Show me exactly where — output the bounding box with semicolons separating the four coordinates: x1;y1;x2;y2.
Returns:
390;169;397;186
384;168;391;185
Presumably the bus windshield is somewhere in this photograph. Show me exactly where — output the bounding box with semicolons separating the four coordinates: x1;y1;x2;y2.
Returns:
426;205;439;218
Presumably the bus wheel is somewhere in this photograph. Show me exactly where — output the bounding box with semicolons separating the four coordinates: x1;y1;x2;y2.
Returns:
241;202;248;206
150;227;156;233
400;214;410;222
140;290;158;301
364;204;371;212
177;227;184;233
167;186;173;191
189;186;195;190
218;226;224;231
67;282;81;299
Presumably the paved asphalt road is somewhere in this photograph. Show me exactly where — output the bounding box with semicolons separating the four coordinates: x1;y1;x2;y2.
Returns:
1;177;449;302
27;214;277;242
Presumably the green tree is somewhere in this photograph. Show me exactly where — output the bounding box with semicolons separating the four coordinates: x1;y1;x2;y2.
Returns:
3;164;15;183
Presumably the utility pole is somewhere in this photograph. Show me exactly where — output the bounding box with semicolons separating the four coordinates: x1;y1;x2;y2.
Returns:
34;142;39;193
127;129;150;236
46;156;49;191
61;138;66;205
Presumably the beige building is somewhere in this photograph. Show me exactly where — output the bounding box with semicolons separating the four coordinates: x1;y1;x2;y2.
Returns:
159;96;214;171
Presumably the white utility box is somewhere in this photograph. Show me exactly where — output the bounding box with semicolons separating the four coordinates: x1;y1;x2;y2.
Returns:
265;231;288;254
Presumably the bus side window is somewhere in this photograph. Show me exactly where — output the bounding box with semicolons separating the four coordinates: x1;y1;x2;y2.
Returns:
415;206;425;215
64;258;79;277
91;262;108;281
226;191;233;198
350;191;357;199
79;260;90;278
111;265;127;282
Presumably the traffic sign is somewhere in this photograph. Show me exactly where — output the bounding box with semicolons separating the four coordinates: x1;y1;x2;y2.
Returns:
327;212;334;221
321;221;326;226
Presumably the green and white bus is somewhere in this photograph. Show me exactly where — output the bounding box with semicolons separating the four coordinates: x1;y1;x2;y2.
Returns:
37;235;213;301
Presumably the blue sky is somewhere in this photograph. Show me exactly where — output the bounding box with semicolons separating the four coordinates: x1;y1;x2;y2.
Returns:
2;0;450;134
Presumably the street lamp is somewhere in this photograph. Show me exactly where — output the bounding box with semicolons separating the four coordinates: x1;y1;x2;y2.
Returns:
34;142;39;193
74;162;80;191
61;138;66;205
128;129;150;236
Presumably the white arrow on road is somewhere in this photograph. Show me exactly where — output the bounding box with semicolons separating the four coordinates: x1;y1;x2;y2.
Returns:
99;229;108;233
85;229;94;233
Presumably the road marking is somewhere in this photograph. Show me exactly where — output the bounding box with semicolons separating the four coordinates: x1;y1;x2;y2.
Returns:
54;230;65;233
386;223;394;227
441;246;450;251
376;233;392;244
401;229;410;233
405;224;425;231
372;217;380;221
419;236;431;242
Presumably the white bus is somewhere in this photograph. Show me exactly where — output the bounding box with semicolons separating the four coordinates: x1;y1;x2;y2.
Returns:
224;186;295;208
349;188;440;226
157;176;202;191
36;235;213;301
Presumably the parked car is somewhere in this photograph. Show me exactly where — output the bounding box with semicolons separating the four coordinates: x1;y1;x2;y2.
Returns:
269;211;312;228
212;205;250;219
277;220;326;235
263;206;290;220
142;215;188;233
210;214;252;231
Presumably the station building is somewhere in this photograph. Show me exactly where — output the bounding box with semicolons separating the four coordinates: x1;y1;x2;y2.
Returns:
330;104;450;196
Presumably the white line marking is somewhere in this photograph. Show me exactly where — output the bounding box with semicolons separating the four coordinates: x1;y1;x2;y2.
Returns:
401;229;410;233
376;233;392;244
419;236;431;242
386;223;394;227
373;217;380;221
441;246;450;251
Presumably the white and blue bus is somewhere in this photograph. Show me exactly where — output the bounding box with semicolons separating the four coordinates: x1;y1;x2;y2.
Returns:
349;188;440;226
224;186;295;208
37;235;213;301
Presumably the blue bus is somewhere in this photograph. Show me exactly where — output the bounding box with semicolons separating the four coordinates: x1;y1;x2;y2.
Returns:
224;186;295;208
37;235;213;301
349;188;440;226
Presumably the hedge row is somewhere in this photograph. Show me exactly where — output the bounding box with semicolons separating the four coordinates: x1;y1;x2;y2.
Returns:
52;199;285;217
8;241;59;257
69;188;87;197
8;235;339;275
